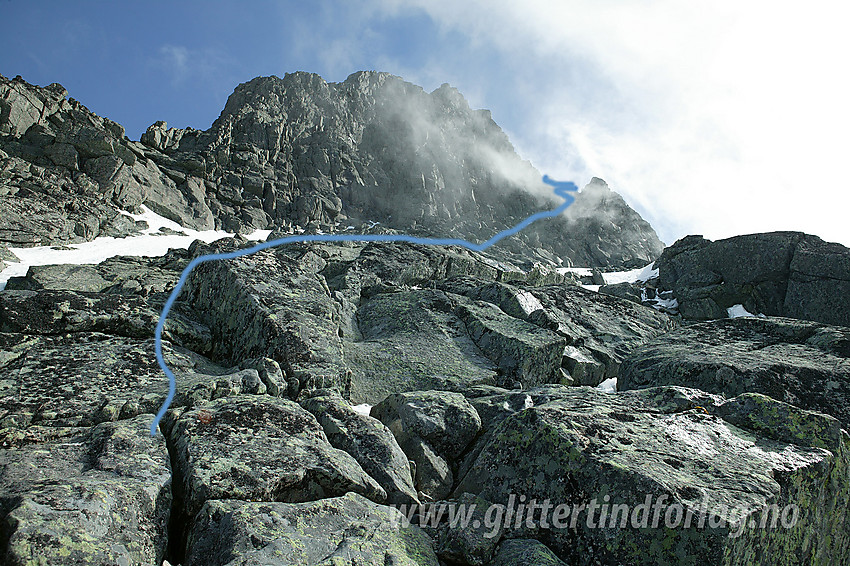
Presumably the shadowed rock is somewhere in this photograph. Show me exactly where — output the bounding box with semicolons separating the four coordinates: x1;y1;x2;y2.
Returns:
300;390;419;505
655;232;850;326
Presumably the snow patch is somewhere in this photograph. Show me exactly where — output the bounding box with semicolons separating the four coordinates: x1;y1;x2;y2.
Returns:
602;263;659;285
597;377;618;393
0;205;271;291
727;304;764;318
352;403;373;417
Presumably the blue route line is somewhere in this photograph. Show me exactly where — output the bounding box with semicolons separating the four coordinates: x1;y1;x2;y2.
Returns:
150;175;578;435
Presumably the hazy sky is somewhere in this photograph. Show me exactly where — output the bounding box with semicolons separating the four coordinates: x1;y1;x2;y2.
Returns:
2;1;848;246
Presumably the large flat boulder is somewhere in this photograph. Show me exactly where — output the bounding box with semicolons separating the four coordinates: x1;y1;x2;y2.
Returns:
184;493;439;566
455;385;850;565
618;317;850;427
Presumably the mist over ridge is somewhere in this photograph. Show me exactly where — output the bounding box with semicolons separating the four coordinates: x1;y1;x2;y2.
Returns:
142;70;663;267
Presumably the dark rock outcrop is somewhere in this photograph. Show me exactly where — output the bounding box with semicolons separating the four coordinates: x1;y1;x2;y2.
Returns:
655;232;850;326
300;389;419;505
619;317;850;427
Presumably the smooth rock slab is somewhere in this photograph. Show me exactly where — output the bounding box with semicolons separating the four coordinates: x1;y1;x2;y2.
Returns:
185;493;439;566
346;288;499;402
455;385;850;566
0;415;171;565
619;317;850;427
167;395;386;519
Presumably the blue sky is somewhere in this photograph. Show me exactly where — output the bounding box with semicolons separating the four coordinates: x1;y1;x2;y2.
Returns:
2;1;849;247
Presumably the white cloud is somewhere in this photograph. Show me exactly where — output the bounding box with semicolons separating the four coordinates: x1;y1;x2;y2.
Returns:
370;0;850;246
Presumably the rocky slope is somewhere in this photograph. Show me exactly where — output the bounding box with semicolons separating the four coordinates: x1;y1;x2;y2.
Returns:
2;70;850;566
1;71;662;269
2;233;850;565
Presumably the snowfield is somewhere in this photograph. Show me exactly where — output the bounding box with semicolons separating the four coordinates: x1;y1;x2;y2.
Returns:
0;206;272;291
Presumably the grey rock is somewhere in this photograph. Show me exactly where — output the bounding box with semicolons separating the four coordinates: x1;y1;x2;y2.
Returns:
5;246;189;296
490;539;567;566
445;279;673;386
371;390;482;458
785;235;850;327
0;415;171;565
300;390;419;504
167;395;386;519
185;493;439;566
619;317;850;427
404;434;454;501
455;297;567;387
371;390;480;501
0;329;270;432
6;264;111;292
599;280;643;304
427;492;504;565
455;385;850;565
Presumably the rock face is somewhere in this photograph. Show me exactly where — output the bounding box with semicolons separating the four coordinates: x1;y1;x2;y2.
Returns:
619;317;850;427
454;385;850;565
1;71;662;268
655;232;850;326
183;240;672;403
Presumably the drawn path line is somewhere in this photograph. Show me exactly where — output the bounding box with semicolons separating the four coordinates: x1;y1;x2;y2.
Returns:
150;175;578;435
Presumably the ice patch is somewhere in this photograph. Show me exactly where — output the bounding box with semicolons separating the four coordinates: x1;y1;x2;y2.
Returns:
0;205;271;291
597;377;618;393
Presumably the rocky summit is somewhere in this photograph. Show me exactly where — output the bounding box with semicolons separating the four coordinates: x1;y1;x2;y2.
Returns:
1;70;850;566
